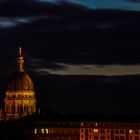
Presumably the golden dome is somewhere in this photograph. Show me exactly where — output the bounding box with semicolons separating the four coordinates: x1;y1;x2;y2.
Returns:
6;47;34;91
7;71;34;91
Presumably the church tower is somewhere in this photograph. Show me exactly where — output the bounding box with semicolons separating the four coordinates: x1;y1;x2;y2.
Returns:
4;47;36;120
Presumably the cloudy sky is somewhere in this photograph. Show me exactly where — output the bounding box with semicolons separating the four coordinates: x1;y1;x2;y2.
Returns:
0;0;140;114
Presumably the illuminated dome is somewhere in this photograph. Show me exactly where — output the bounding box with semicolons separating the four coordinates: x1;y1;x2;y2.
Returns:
6;47;34;91
4;47;36;120
7;71;34;91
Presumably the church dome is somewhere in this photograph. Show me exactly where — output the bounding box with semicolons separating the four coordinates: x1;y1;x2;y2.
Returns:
7;71;34;91
6;47;34;91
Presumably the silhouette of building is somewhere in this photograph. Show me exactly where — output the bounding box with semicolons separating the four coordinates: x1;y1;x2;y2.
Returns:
3;47;36;120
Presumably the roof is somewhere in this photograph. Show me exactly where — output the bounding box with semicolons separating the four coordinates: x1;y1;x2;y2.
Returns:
6;71;34;91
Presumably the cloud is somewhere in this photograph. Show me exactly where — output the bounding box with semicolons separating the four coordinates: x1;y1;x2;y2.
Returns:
0;15;51;28
0;17;31;28
33;63;140;76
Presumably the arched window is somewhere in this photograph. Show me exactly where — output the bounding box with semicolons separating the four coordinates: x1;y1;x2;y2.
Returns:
17;106;20;113
20;105;23;113
6;105;9;113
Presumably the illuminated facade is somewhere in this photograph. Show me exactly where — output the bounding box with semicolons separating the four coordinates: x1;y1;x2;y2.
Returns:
3;47;36;120
1;114;140;140
28;121;140;140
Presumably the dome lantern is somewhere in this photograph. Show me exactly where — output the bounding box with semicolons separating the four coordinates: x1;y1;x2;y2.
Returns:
18;47;24;72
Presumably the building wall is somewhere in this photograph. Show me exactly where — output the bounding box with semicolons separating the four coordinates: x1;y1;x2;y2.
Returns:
23;121;140;140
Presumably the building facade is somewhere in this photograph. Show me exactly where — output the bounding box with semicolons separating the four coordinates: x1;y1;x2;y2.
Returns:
3;47;36;120
1;115;140;140
25;119;140;140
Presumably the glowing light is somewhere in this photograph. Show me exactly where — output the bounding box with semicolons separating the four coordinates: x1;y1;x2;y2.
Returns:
45;129;49;134
34;128;37;134
81;122;84;126
94;129;98;133
129;130;132;133
41;129;45;134
95;122;98;127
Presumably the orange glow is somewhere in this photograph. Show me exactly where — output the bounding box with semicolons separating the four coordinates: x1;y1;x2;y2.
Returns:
129;130;132;133
94;129;98;133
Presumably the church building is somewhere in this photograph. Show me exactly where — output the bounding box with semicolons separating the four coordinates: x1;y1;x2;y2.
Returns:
3;47;36;120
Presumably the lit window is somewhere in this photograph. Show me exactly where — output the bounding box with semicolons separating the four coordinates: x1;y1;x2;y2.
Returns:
95;122;98;127
45;129;49;134
94;129;98;133
81;122;84;126
41;129;45;134
34;128;37;134
129;130;133;133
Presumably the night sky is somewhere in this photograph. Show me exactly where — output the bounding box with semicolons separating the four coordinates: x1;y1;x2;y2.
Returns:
0;0;140;115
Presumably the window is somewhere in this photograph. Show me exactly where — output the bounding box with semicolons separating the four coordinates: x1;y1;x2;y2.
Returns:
34;128;37;134
120;136;124;140
81;122;84;126
81;135;84;139
101;129;105;133
120;130;124;134
6;105;9;113
41;129;45;134
17;106;20;113
94;129;98;133
45;129;48;134
129;130;133;133
115;136;119;140
89;135;91;139
101;135;105;140
94;135;98;139
107;130;110;133
89;129;91;132
135;130;139;134
115;130;119;134
135;136;139;140
95;122;98;127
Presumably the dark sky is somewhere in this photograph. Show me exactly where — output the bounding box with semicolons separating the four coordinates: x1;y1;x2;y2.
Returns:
0;0;140;115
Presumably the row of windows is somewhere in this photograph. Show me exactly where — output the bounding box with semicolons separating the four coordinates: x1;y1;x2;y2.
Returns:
34;129;78;135
6;105;34;113
130;136;139;140
129;130;139;134
115;136;125;140
81;135;140;140
34;128;49;134
80;122;140;128
81;129;139;134
81;122;98;127
7;95;34;98
81;135;108;139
